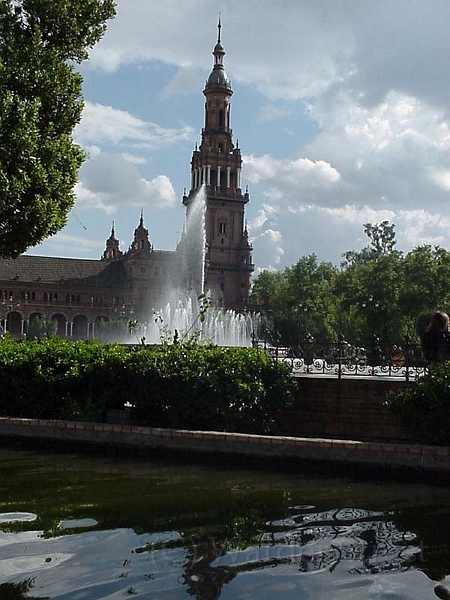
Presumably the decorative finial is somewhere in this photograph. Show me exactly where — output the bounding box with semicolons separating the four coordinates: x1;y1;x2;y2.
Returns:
218;13;222;43
140;208;144;226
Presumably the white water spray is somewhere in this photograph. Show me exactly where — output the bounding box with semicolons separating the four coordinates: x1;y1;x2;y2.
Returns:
139;186;259;346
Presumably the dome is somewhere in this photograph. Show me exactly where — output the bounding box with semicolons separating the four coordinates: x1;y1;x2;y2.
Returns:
206;67;231;90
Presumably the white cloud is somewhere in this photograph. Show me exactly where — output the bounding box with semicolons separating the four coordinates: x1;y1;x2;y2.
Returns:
430;170;450;192
245;155;340;191
76;153;176;212
75;102;194;149
88;1;450;112
251;229;285;273
259;104;291;122
88;1;356;100
28;233;103;258
121;153;148;165
248;204;278;230
63;2;450;269
160;67;204;99
397;210;450;249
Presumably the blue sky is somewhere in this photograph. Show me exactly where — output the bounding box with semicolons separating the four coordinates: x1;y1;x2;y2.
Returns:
31;0;450;273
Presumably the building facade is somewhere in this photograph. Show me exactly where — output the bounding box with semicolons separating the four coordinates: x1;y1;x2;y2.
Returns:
0;22;253;339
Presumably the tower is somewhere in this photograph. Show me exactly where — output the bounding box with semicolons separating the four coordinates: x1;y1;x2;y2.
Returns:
183;18;253;310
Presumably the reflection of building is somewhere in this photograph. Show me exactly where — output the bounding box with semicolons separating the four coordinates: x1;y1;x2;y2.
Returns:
0;21;253;339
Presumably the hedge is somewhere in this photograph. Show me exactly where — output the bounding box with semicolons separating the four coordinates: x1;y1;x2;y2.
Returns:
0;336;294;434
387;361;450;445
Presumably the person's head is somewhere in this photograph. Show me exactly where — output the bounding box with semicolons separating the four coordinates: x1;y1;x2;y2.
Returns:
427;311;450;332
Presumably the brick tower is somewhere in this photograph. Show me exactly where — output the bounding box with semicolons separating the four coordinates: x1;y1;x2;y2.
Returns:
182;19;253;310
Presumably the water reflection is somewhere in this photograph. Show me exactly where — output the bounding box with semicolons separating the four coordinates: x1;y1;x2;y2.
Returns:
0;446;449;599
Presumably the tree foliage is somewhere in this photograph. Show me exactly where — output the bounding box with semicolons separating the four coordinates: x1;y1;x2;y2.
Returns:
251;222;450;347
0;0;116;258
251;255;338;346
341;220;397;267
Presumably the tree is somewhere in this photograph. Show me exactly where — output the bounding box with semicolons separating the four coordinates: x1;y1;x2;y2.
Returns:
400;245;450;338
0;0;116;258
341;221;397;267
364;221;396;256
250;256;338;346
284;255;338;345
250;269;289;342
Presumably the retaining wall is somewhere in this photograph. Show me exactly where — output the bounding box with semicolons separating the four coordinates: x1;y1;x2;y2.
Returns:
0;416;449;478
277;376;410;441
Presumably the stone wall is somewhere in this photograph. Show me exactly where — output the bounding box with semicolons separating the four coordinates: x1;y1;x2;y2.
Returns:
276;376;411;442
0;417;449;478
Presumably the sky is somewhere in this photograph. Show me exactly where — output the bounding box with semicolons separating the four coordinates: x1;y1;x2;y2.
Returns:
30;0;450;274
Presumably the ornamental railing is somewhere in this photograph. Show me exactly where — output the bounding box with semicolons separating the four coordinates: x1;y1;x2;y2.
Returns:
252;334;428;381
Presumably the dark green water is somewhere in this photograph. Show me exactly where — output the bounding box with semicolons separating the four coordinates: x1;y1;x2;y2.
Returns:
0;443;449;599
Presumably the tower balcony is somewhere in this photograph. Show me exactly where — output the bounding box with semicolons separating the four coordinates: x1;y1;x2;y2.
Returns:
202;126;232;136
183;186;248;205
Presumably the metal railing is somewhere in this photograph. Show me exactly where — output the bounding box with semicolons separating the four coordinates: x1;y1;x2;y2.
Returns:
252;333;429;381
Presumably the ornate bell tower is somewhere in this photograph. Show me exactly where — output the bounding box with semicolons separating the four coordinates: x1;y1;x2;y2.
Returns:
183;18;253;310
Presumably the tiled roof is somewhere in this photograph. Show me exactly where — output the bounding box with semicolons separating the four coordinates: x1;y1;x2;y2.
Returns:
0;255;129;288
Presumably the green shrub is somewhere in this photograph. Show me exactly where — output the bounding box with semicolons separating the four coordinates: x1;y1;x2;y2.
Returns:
0;337;294;434
386;362;450;445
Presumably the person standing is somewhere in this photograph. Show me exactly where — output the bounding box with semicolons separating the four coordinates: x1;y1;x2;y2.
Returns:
421;311;450;362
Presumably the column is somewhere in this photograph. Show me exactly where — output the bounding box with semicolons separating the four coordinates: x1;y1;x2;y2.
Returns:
217;165;221;188
207;165;211;186
191;170;195;190
226;167;231;188
237;168;242;189
202;166;206;185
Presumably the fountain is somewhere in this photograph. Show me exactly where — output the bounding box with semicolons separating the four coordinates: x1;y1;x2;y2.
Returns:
136;186;259;347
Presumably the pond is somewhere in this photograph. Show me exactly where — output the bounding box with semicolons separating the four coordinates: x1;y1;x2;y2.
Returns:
0;442;449;599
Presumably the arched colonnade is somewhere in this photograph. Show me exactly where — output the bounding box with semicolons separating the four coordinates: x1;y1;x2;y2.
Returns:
0;310;111;340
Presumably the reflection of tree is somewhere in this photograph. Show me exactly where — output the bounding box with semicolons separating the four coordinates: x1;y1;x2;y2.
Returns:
0;580;49;600
136;506;422;596
182;538;235;599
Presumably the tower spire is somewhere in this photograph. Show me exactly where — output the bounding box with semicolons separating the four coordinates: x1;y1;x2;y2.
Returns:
218;13;221;43
102;220;122;260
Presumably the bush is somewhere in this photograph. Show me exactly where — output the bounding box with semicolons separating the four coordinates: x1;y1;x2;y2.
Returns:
0;336;294;434
386;362;450;445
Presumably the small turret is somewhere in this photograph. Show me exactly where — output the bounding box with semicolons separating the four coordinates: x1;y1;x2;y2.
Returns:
102;222;122;260
129;210;152;254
